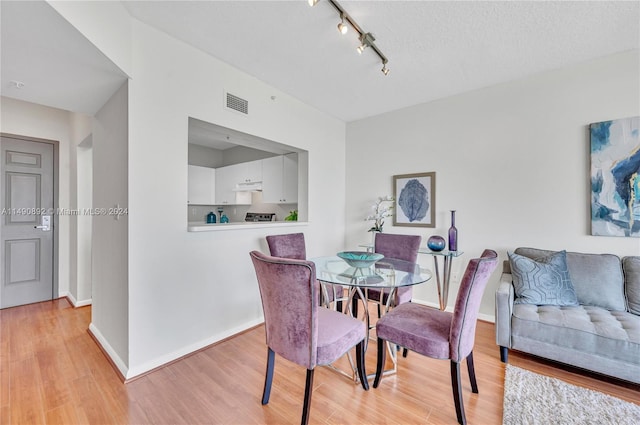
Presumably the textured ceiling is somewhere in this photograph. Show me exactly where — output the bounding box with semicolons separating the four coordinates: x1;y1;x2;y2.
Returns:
0;1;127;115
123;0;640;122
1;1;638;122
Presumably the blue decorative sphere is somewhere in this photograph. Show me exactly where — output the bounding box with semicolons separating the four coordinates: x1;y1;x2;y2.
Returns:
427;235;446;252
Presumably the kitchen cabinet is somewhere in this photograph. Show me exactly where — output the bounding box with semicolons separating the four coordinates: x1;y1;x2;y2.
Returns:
214;160;262;205
188;165;215;205
239;159;262;184
262;153;298;204
215;166;243;204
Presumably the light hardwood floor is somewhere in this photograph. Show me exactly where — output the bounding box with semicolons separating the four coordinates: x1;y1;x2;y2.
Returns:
1;298;638;424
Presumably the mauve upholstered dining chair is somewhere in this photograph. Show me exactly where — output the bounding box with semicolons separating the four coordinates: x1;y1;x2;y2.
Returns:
373;249;498;425
352;233;422;318
250;251;369;425
266;232;344;310
266;232;306;260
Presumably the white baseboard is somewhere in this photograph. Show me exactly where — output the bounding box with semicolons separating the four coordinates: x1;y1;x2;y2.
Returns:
89;322;129;378
87;299;496;382
411;298;445;310
63;291;92;308
125;317;265;380
411;298;495;323
478;312;495;323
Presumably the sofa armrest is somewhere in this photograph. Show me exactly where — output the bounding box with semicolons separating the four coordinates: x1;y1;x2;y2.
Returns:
495;272;515;348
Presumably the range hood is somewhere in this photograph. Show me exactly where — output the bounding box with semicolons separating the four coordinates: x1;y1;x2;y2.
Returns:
232;181;262;192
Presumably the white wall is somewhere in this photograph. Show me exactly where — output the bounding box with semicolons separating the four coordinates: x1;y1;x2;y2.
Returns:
47;0;132;77
90;81;129;372
346;50;640;319
187;144;224;168
76;136;93;304
124;21;346;377
68;112;93;306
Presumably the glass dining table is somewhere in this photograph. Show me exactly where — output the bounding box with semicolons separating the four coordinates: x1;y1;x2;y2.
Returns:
360;244;464;311
310;255;432;381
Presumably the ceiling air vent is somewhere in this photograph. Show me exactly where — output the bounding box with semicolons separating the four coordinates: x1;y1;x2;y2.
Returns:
225;92;248;115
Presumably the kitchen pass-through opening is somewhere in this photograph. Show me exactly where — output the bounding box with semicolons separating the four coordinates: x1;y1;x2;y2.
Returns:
187;118;308;227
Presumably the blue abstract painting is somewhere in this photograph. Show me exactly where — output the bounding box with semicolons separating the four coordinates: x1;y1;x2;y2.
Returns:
590;116;640;237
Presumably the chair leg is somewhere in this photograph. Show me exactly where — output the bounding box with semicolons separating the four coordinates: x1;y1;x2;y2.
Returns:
402;347;409;358
262;348;275;405
336;300;343;313
373;337;386;388
355;340;369;390
450;361;466;425
301;369;314;425
500;346;509;363
351;296;359;318
466;351;478;393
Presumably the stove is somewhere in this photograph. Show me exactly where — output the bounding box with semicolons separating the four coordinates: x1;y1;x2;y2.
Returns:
245;212;276;222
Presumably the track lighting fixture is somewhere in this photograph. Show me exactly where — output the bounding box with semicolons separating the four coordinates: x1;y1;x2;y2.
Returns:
337;13;348;35
310;0;390;76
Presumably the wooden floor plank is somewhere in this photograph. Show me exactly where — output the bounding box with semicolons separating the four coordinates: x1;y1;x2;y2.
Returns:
9;357;46;425
1;298;638;424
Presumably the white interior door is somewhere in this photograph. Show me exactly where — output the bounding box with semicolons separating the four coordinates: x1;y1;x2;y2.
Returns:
1;135;55;309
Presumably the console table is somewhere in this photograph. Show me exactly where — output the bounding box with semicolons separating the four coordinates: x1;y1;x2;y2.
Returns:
421;250;464;310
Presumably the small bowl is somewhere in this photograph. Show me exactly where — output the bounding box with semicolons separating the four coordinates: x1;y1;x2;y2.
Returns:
337;251;384;268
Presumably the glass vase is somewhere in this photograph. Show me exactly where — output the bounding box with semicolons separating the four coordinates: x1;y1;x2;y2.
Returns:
370;230;378;251
448;210;458;251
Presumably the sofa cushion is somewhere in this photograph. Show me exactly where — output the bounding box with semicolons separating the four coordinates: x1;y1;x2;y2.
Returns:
511;304;640;365
515;248;626;311
509;250;578;306
623;256;640;315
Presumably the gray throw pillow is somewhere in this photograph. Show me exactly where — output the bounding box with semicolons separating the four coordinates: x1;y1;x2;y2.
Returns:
508;250;579;306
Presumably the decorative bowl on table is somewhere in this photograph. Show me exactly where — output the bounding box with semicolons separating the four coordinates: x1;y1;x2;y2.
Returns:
427;235;446;252
337;251;384;268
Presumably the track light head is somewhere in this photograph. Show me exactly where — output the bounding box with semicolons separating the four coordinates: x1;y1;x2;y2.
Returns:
357;32;375;54
337;14;348;34
308;0;320;6
381;63;390;76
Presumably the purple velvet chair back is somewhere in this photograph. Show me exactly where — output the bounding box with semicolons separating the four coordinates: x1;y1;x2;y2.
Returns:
250;250;318;369
266;233;306;260
449;249;498;362
372;233;422;305
374;233;422;262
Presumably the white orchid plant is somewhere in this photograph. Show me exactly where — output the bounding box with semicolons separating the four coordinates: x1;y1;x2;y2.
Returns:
366;195;394;233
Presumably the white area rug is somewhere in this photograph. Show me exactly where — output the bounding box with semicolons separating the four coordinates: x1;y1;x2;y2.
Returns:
503;365;640;425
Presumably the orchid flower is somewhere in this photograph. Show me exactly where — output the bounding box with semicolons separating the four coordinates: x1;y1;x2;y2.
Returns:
365;195;394;233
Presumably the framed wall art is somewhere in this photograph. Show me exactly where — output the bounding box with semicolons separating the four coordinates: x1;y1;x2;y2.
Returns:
393;172;436;227
590;116;640;237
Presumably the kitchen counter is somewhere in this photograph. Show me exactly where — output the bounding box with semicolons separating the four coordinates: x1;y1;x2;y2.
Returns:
187;221;307;232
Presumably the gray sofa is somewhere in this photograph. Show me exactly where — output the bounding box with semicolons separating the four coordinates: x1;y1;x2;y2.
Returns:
495;247;640;384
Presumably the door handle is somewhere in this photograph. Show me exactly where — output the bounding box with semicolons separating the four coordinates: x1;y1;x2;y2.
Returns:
34;215;51;231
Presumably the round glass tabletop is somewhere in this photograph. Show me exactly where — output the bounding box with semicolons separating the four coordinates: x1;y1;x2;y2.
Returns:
310;256;431;288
